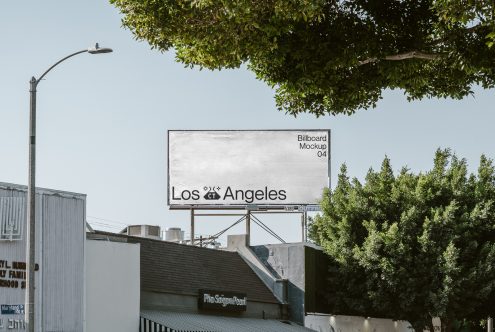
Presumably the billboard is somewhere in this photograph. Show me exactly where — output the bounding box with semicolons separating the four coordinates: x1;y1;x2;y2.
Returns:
168;130;330;208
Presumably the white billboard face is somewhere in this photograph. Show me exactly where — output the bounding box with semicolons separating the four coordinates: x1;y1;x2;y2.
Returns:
168;130;330;208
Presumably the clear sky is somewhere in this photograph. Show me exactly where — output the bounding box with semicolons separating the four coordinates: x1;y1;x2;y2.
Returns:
1;1;494;245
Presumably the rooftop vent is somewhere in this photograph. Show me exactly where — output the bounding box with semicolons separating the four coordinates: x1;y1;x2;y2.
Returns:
165;227;184;243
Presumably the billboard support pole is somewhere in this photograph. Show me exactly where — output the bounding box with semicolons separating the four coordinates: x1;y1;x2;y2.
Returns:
245;211;251;245
304;211;308;242
301;212;305;242
190;209;195;245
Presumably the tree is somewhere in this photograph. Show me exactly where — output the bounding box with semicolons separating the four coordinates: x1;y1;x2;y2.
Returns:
110;0;495;116
309;150;495;332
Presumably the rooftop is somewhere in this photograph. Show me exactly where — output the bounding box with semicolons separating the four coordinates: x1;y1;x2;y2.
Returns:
87;231;279;304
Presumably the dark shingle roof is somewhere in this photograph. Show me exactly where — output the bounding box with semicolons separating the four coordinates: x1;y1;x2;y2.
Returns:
88;231;279;304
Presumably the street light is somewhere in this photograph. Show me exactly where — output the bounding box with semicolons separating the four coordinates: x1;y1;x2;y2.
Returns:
26;43;112;332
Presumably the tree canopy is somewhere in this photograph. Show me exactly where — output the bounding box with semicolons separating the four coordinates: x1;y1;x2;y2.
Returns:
110;0;495;116
309;150;495;332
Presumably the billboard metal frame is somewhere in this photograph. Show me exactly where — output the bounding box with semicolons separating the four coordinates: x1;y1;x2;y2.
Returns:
185;208;310;246
167;129;331;210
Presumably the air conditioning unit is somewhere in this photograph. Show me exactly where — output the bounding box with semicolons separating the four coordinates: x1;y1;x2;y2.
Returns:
125;225;161;240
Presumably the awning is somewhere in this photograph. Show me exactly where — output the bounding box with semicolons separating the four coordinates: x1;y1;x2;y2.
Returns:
140;310;316;332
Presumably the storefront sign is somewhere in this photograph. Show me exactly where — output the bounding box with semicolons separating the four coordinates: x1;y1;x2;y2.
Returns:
0;305;24;315
0;318;26;330
198;289;247;312
0;259;38;290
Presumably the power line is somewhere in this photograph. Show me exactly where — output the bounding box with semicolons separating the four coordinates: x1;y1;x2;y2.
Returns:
202;216;246;246
87;221;125;230
87;215;131;226
251;214;286;243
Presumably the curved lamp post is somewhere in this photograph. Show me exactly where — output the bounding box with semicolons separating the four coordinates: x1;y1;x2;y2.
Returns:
26;43;112;332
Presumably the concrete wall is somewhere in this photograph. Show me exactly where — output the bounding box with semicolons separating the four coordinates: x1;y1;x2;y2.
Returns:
0;183;85;332
226;235;286;304
252;243;306;324
85;240;140;332
305;314;413;332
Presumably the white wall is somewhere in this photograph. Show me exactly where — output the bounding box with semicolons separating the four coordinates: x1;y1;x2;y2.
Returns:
305;314;413;332
85;240;140;332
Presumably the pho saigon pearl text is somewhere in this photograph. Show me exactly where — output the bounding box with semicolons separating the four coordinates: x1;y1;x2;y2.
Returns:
198;290;247;312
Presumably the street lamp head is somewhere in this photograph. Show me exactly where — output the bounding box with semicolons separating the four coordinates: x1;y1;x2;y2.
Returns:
88;43;113;54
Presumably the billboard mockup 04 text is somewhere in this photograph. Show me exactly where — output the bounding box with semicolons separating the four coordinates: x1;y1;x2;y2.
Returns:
168;130;330;208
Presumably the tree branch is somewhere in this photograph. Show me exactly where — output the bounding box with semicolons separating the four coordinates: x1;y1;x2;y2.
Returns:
359;24;485;65
358;51;441;65
430;23;487;46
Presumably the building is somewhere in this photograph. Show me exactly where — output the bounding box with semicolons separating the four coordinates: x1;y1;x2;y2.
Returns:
85;236;140;331
0;182;140;332
0;182;86;331
87;230;315;332
249;241;413;332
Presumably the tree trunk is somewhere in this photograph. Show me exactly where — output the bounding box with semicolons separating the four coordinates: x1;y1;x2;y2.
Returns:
456;321;466;332
442;319;453;332
427;319;435;332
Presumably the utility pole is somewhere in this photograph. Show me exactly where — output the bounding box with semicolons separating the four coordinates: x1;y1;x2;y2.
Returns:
26;77;37;332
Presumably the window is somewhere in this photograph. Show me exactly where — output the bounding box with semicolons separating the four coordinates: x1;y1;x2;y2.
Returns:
0;197;25;241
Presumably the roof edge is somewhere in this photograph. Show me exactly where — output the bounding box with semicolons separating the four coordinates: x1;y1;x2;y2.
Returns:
0;182;86;199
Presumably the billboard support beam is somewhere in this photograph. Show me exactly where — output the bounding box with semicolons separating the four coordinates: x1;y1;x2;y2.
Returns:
304;211;308;242
190;208;195;245
180;208;320;246
245;211;251;245
301;212;305;242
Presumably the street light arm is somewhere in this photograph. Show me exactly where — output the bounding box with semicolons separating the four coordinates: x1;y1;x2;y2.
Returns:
35;49;88;86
